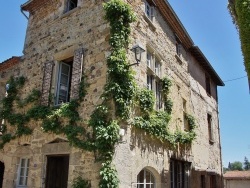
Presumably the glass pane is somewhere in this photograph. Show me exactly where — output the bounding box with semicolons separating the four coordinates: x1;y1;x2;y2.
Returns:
21;159;25;167
20;167;25;176
138;170;144;183
61;64;70;75
61;74;69;85
146;170;150;183
19;177;24;185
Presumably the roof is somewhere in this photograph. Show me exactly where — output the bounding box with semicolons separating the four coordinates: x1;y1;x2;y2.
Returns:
224;171;250;180
21;0;224;86
0;57;20;71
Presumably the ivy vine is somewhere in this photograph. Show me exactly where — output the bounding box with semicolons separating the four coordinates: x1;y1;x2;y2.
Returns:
228;0;250;77
133;77;196;146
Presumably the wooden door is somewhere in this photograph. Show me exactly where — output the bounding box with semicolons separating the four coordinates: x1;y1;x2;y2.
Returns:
45;155;69;188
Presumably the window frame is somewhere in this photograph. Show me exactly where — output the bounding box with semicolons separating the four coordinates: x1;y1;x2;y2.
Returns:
66;0;78;12
16;158;30;188
55;61;73;106
145;1;155;21
207;114;214;143
137;168;156;188
146;50;162;110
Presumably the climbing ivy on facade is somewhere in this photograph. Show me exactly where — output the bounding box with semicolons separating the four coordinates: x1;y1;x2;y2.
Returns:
228;0;250;77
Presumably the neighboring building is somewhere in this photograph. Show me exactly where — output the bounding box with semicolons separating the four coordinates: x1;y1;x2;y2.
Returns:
0;0;224;188
224;171;250;188
0;57;20;101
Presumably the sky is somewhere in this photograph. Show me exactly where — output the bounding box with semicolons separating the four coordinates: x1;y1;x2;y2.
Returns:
1;1;250;167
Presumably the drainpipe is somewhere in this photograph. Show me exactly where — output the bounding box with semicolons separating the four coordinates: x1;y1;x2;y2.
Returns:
217;104;224;188
21;8;29;20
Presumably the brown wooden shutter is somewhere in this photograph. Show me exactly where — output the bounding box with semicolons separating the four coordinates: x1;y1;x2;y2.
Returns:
70;48;84;100
41;61;54;106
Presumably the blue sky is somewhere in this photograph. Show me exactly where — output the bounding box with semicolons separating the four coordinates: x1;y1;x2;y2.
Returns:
1;0;250;167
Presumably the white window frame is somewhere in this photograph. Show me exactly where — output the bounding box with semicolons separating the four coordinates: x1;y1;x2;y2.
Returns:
145;1;154;21
16;158;29;188
146;50;162;110
137;169;156;188
55;62;72;105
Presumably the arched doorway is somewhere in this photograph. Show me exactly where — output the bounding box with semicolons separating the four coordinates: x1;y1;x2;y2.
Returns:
0;162;4;188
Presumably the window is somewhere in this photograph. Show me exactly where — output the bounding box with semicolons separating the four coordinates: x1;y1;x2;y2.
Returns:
183;99;189;131
137;169;155;188
176;42;181;56
17;158;29;188
146;51;162;110
145;1;154;21
55;58;73;105
170;160;190;188
201;175;206;188
207;114;214;143
205;75;211;95
66;0;78;12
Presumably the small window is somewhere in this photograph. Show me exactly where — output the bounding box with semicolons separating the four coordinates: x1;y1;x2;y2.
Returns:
176;43;181;56
17;158;29;188
66;0;78;12
147;52;153;69
137;169;155;188
205;75;211;95
55;58;73;105
145;1;154;21
183;99;189;131
207;114;214;143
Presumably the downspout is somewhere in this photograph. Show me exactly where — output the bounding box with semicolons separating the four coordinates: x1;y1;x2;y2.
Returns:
21;8;29;20
217;102;224;188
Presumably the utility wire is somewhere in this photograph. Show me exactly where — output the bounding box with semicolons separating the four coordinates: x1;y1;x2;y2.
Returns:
223;75;247;82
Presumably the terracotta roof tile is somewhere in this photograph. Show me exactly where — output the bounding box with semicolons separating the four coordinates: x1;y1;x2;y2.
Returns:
224;171;250;180
0;56;20;71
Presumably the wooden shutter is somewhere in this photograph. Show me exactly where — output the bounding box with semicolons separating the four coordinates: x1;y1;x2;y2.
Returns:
41;61;54;106
70;48;84;100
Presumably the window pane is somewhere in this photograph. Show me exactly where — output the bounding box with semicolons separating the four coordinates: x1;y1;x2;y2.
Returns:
21;159;26;167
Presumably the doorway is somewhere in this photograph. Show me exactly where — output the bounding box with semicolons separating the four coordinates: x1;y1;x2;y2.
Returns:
45;155;69;188
0;162;4;188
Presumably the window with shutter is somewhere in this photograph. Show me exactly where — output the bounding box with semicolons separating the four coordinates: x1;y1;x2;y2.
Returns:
54;48;84;105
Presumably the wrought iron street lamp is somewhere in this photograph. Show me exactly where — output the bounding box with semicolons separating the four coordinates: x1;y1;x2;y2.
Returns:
129;43;145;66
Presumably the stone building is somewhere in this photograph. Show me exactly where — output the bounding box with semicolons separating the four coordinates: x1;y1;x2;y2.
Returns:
0;0;224;187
